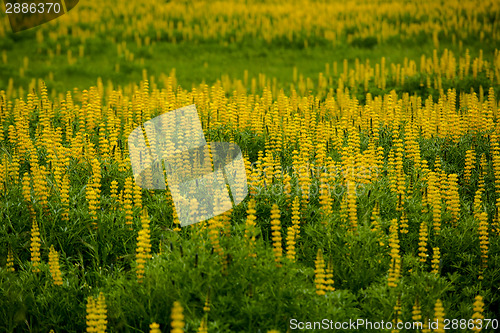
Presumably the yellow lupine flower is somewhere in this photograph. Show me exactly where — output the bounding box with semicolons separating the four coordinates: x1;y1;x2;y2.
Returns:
324;259;335;292
32;165;49;210
446;174;460;227
123;176;134;229
433;299;445;333
22;172;36;219
86;185;99;226
86;296;98;333
208;215;223;258
478;211;489;280
197;316;208;333
370;203;384;246
30;218;41;273
60;173;70;221
86;293;107;333
48;245;63;286
318;171;332;222
314;249;326;296
418;220;429;263
270;203;282;267
387;219;401;288
399;211;409;235
203;292;210;313
431;247;440;275
412;298;422;322
170;301;185;333
136;208;152;283
96;293;107;333
245;198;258;258
471;295;484;333
7;247;15;272
150;322;161;333
427;172;442;235
392;296;403;332
133;183;142;209
463;149;475;183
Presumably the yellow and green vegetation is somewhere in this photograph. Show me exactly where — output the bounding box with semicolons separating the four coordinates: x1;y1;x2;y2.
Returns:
0;0;499;331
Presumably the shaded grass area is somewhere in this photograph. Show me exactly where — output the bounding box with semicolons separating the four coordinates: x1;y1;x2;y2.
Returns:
0;24;497;95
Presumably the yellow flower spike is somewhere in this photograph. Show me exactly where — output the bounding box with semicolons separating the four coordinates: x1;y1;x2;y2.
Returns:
433;299;446;333
60;173;70;221
471;295;484;333
394;138;405;204
298;159;311;213
286;196;301;262
98;124;110;159
478;211;489;280
314;249;326;295
203;292;210;313
133;183;142;209
245;198;258;258
96;293;107;333
86;185;98;227
463;149;475;184
387;219;401;288
150;322;162;333
427;172;442;235
33;165;49;211
86;293;107;333
22;172;36;219
399;211;409;235
371;203;384;247
412;298;422;323
197;316;208;333
170;301;185;333
446;174;460;227
135;210;151;283
431;247;440;275
110;180;119;201
285;226;296;262
30;218;41;273
6;247;15;272
86;296;97;333
48;245;63;286
418;220;429;263
319;171;332;222
392;296;403;332
324;259;335;292
346;179;358;234
270;203;282;267
123;177;134;229
208;216;223;259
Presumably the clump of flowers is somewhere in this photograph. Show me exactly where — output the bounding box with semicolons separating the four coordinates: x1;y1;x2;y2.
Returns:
86;292;107;333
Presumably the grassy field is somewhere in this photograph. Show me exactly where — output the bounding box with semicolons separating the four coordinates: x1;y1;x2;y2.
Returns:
1;0;500;332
